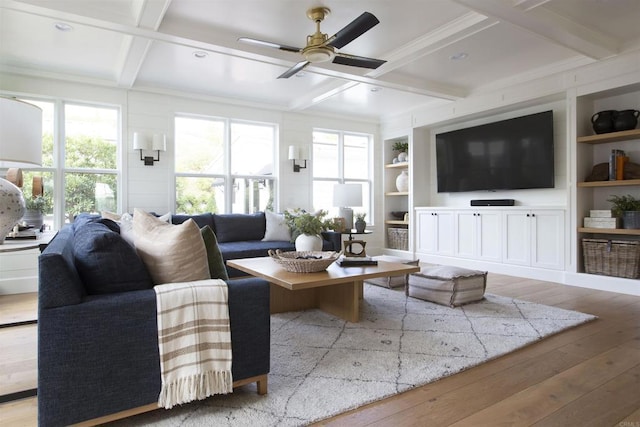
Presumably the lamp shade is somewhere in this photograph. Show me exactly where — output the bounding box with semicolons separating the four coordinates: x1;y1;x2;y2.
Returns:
288;145;299;160
152;134;167;151
133;132;151;150
0;97;42;168
333;183;363;207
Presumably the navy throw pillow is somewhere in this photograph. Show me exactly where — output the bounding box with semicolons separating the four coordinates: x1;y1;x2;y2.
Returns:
212;212;266;243
73;221;153;294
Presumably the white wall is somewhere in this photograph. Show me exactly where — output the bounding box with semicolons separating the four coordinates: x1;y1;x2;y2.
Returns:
0;73;378;216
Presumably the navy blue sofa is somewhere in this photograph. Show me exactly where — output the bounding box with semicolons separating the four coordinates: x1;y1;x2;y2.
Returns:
171;212;339;277
38;224;271;426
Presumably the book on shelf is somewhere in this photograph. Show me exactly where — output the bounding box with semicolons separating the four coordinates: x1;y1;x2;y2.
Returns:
609;149;627;181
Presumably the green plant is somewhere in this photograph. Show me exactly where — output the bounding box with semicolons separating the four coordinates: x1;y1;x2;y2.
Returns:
284;209;328;241
25;195;51;213
354;212;366;222
392;141;408;153
607;194;640;217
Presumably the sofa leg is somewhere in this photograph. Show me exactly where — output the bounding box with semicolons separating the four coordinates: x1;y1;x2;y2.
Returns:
257;376;268;395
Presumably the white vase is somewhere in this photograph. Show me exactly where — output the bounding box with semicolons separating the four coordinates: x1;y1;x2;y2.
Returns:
0;178;25;243
396;170;409;192
397;151;408;162
295;234;323;251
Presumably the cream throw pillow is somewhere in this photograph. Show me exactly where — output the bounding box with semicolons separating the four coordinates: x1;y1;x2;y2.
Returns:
133;209;210;285
262;210;291;241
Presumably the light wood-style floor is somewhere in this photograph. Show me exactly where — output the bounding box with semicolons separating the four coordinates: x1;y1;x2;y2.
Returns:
1;274;639;426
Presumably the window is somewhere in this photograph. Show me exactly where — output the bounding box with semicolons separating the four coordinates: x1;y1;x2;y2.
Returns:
13;99;120;229
312;129;373;222
175;116;276;214
63;104;119;220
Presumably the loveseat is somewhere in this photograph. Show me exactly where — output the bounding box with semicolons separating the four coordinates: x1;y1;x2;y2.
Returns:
171;211;339;277
38;219;271;426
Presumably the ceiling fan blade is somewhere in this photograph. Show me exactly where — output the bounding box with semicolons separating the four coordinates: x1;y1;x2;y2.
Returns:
327;12;380;49
333;53;386;69
278;61;310;79
238;37;301;53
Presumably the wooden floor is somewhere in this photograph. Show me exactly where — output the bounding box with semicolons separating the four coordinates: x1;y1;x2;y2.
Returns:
1;274;639;426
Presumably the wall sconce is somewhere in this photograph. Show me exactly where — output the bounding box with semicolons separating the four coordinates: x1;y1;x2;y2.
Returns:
134;132;166;166
288;145;307;172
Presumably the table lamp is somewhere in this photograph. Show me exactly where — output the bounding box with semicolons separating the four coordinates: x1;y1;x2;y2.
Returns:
333;183;362;231
0;97;43;243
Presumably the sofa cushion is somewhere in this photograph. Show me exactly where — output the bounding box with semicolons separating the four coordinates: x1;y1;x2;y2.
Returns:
213;212;266;243
73;221;153;295
201;225;229;281
218;240;295;261
262;211;291;242
173;213;215;230
133;209;210;285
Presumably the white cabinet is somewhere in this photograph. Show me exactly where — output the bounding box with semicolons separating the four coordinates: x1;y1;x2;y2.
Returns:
416;209;454;255
503;209;564;270
455;210;502;262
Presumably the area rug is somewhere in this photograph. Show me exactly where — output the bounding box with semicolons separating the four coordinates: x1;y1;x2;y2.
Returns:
111;284;596;426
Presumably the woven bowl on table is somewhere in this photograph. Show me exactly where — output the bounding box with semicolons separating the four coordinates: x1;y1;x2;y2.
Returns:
268;250;342;273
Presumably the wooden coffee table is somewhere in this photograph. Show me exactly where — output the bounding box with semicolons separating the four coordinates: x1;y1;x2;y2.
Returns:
227;257;420;322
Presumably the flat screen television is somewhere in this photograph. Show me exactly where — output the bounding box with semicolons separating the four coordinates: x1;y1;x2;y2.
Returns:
436;110;555;193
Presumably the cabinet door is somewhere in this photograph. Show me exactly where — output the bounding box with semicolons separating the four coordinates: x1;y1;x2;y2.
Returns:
477;211;502;262
416;210;437;253
435;210;455;255
531;210;564;270
503;210;531;266
455;211;477;258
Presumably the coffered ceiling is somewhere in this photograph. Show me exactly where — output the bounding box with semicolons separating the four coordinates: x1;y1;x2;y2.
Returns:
1;0;639;120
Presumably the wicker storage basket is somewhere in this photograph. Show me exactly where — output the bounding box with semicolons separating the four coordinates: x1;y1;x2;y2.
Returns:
268;250;341;273
387;227;408;250
582;238;640;279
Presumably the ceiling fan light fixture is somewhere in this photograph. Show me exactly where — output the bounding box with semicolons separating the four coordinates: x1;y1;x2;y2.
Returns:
302;45;335;63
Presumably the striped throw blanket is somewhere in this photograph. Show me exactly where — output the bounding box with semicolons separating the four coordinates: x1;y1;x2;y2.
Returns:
154;279;233;409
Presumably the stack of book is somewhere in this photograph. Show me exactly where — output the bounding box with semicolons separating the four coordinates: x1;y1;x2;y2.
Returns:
609;149;628;181
583;210;619;229
338;256;378;267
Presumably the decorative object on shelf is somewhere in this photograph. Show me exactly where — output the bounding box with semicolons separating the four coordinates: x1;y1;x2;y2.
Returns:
607;194;640;229
591;110;617;134
392;157;398;164
390;211;408;220
613;109;639;132
268;250;341;273
0;97;42;244
387;227;408;250
354;212;366;233
133;132;167;166
333;183;362;230
396;170;409;192
609;149;628;181
392;140;409;163
582;238;639;279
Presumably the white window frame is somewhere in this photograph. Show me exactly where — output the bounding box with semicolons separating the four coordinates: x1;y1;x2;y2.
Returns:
173;114;278;214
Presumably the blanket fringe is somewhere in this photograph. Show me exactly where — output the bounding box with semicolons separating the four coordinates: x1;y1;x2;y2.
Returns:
158;370;233;409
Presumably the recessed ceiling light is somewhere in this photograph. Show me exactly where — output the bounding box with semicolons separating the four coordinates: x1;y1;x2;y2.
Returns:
370;87;382;92
193;51;208;59
54;22;73;32
295;72;306;77
449;52;468;61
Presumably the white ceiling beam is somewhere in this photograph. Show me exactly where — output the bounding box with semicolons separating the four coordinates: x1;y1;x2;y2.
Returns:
116;0;172;88
452;0;619;59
